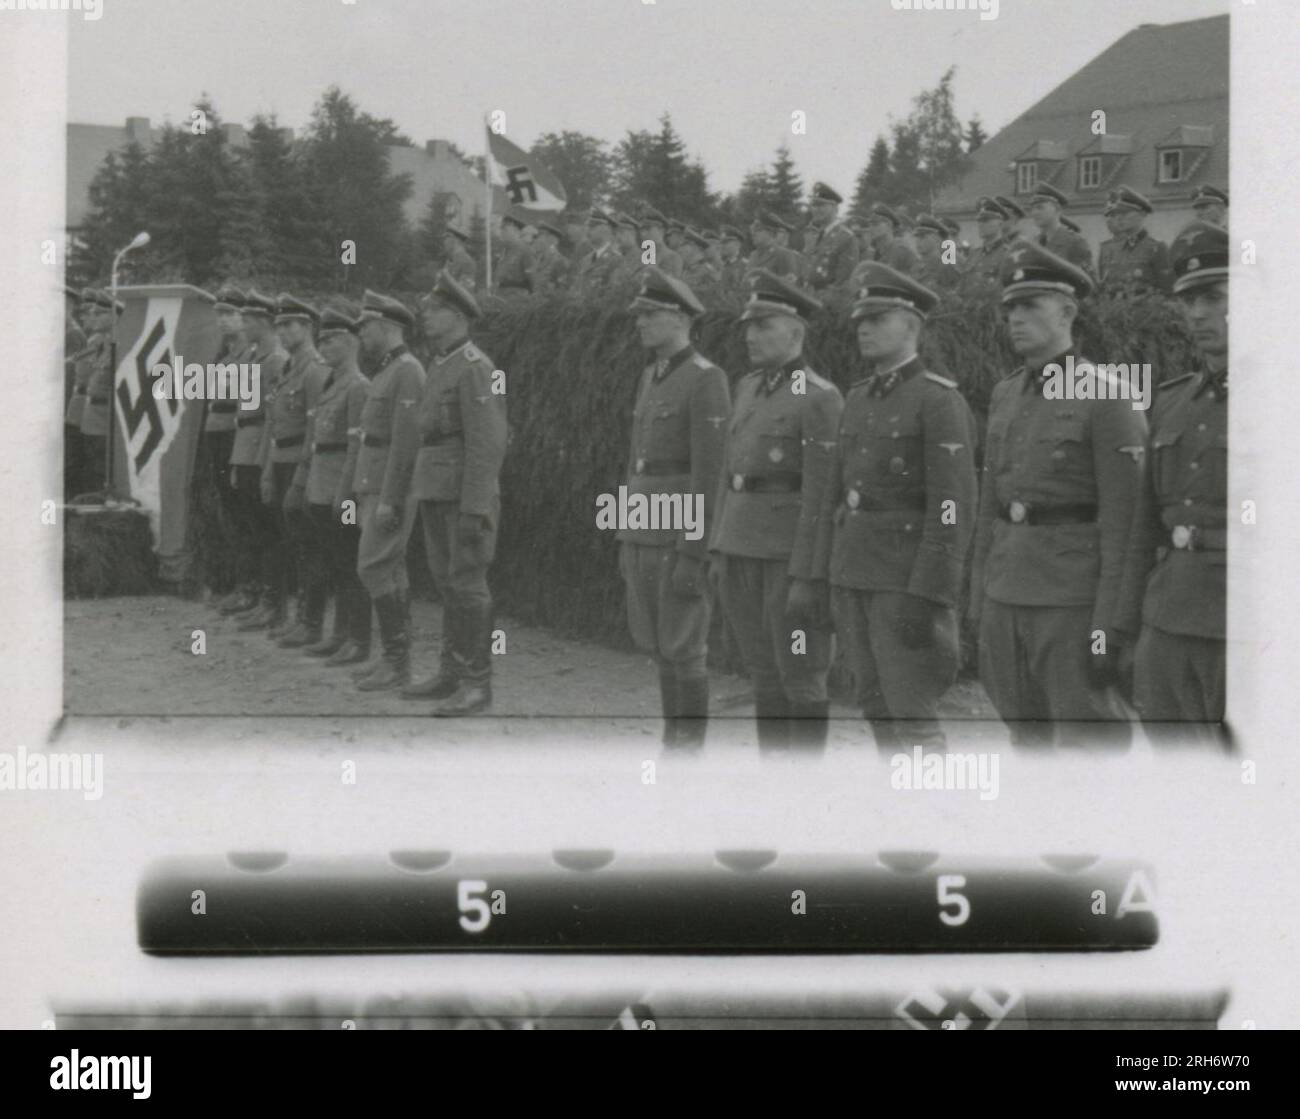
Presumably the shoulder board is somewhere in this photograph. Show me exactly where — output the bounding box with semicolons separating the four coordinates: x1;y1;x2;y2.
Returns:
464;342;492;365
692;353;715;370
924;371;958;389
1158;372;1196;390
804;370;837;393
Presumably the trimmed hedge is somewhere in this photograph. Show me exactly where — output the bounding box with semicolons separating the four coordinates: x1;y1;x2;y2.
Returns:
178;293;1194;649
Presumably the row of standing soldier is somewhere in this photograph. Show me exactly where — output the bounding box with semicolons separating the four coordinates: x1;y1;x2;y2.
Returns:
445;180;1228;312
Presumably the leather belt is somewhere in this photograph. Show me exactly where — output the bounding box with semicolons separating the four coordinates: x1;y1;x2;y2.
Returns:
634;459;690;476
421;432;462;447
236;415;264;428
210;401;238;414
844;489;924;512
1171;525;1227;552
999;501;1097;525
362;433;390;448
273;435;305;449
729;473;801;494
312;441;348;454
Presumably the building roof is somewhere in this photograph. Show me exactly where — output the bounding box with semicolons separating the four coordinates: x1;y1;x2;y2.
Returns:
937;15;1228;217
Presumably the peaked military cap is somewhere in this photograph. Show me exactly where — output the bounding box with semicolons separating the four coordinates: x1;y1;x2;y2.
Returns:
242;289;278;318
999;240;1094;302
357;289;413;329
752;210;791;233
1106;185;1153;215
667;218;686;233
702;229;721;243
275;293;320;324
1060;216;1082;235
851;262;940;320
501;212;530;232
639;205;669;226
994;195;1025;220
1191;184;1229;208
213;284;247;312
422;270;481;321
720;224;745;243
866;203;903;230
976;196;1008;220
1030;183;1070;208
680;227;709;249
628;266;704;317
1169;221;1229;295
78;286;100;306
613;211;639;231
444;225;469;243
810;182;843;205
740;268;823;322
587;208;617;229
941;217;962;238
318;303;361;337
912;213;948;237
537;221;564;242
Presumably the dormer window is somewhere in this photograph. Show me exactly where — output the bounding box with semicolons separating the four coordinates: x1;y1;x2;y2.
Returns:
1154;125;1213;186
1078;155;1102;190
1158;149;1184;183
1016;162;1038;193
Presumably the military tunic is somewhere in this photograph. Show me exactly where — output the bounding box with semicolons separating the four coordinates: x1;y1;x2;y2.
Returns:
803;221;859;304
1098;229;1173;297
1038;225;1094;275
747;244;802;286
855;237;920;280
681;258;724;308
494;242;533;299
916;256;962;293
819;358;977;748
710;360;844;707
572;244;626;300
527;243;571;297
970;353;1148;747
618;346;730;674
354;345;427;596
230;341;287;467
958;238;1009;299
1116;369;1227;729
445;243;479;292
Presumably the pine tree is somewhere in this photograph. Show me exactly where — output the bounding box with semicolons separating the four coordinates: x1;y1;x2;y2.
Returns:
529;131;613;212
966;115;988;153
71;141;153;285
767;144;803;219
850;136;893;221
245;115;331;288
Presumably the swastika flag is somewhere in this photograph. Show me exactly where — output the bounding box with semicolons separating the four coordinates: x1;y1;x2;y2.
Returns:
485;127;567;212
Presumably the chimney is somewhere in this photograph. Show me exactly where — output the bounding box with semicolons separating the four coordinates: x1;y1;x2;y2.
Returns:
125;116;152;145
222;123;248;148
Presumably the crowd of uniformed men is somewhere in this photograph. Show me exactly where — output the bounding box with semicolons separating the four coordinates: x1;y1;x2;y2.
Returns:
63;177;1230;747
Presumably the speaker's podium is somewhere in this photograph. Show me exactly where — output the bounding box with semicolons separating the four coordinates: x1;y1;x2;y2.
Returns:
67;284;219;594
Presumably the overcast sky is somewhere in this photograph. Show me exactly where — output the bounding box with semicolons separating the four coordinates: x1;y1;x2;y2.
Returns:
68;0;1229;196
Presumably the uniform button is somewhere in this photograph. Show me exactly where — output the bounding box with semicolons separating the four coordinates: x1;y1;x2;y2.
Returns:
1197;423;1207;432
1190;462;1199;470
1184;498;1193;506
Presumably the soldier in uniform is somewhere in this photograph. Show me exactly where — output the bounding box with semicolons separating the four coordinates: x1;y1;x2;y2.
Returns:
912;214;962;294
773;215;809;285
527;222;572;298
62;285;85;409
64;288;107;499
76;289;122;494
709;271;844;752
995;196;1029;244
678;227;724;308
563;212;591;262
1190;184;1228;229
206;285;253;608
442;227;479;292
255;295;329;641
401;272;508;716
665;219;686;254
958;197;1011;299
802;182;858;310
1097;186;1172;297
493;213;533;302
718;225;749;307
748;213;802;285
819;264;977;751
1029;183;1093;273
1116;222;1230;743
350;291;427;690
638;207;684;278
854;203;920;280
572;209;625;300
969;243;1147;750
289;304;372;662
224;291;289;620
617;268;730;751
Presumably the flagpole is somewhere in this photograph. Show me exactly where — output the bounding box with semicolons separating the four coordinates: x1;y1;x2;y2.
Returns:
483;117;493;292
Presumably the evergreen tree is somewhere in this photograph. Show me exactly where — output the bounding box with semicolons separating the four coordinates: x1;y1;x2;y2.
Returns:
610;114;718;226
529;131;613;212
966;114;988;153
850;136;893;221
767;144;803;218
908;67;970;209
244;115;331;288
71;140;153;285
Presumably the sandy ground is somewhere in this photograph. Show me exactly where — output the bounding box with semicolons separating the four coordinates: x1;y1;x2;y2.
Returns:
62;594;1000;749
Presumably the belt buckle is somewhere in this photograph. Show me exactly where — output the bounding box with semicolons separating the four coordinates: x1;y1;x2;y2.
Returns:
846;488;861;510
1009;500;1028;524
1172;524;1195;550
732;473;745;492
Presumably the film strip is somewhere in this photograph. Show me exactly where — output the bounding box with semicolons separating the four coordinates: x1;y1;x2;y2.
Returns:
137;850;1158;953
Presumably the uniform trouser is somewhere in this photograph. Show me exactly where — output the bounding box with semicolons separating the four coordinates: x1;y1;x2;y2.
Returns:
620;542;710;678
230;464;275;589
268;461;309;602
419;498;498;686
199;428;237;587
1133;624;1227;746
978;600;1130;750
356;493;418;598
718;554;832;706
833;587;959;752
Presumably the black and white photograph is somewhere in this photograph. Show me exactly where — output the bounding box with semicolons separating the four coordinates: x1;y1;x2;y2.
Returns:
0;0;1296;1082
